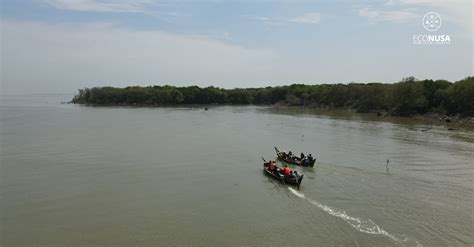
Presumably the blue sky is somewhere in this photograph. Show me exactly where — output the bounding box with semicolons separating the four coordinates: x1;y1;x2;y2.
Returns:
1;0;472;94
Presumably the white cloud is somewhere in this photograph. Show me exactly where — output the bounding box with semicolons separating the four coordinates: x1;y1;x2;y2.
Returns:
359;0;472;31
398;0;472;29
256;12;321;26
222;31;232;41
358;7;418;23
288;13;321;24
254;16;285;26
1;21;280;94
1;20;470;94
44;0;151;13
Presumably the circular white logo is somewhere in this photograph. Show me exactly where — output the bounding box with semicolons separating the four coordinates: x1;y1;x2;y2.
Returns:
422;12;442;32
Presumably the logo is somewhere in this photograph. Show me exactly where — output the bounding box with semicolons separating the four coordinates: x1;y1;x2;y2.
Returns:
422;12;442;32
413;12;450;45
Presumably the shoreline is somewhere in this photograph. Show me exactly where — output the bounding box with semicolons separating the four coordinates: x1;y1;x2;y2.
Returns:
71;102;474;129
270;105;474;129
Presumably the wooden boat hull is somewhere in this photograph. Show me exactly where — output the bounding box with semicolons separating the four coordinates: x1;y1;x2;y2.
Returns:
274;147;316;167
263;161;303;188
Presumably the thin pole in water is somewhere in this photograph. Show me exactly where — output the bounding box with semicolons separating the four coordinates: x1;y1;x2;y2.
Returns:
386;159;390;172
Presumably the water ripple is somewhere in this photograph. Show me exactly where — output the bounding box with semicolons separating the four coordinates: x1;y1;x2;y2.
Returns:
288;187;423;247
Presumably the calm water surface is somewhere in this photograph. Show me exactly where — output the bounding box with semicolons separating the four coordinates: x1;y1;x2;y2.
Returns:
1;95;473;246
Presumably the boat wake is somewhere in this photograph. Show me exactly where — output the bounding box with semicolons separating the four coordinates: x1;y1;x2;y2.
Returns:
287;187;422;247
288;187;305;198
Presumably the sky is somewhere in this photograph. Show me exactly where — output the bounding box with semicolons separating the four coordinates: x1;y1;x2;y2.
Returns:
1;0;473;94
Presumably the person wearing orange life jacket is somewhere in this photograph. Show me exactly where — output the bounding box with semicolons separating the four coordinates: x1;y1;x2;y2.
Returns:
284;165;291;176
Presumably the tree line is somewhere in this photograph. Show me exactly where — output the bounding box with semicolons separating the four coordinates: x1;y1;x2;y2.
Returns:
72;76;474;117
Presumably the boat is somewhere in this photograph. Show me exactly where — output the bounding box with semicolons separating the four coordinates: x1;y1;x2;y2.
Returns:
274;147;316;167
263;158;303;189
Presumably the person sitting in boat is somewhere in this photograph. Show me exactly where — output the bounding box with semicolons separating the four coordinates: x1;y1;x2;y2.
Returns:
284;165;291;176
308;154;314;161
291;154;297;161
269;161;276;170
287;151;294;161
300;152;305;161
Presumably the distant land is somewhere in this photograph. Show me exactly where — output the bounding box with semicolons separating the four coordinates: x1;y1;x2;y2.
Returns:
72;77;473;119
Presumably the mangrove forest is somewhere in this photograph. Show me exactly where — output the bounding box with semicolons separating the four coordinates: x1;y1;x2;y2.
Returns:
72;77;474;117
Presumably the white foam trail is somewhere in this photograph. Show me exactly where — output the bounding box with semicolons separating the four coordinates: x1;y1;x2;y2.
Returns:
288;187;305;198
288;187;423;247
